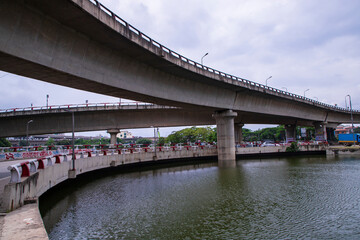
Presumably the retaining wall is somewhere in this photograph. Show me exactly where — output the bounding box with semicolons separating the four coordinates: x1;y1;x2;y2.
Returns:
1;147;217;212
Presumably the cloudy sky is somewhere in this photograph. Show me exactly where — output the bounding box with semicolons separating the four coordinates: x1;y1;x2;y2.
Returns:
1;0;359;137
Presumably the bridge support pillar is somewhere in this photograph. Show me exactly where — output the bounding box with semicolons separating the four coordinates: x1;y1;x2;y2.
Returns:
326;127;336;143
107;129;120;145
285;124;296;143
314;122;327;142
213;110;237;167
235;123;244;145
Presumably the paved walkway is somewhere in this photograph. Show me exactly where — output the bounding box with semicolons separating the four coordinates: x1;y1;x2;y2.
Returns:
0;214;4;239
0;203;48;240
0;160;49;239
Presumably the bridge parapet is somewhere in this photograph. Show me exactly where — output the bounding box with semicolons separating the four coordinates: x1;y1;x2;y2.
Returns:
0;102;178;116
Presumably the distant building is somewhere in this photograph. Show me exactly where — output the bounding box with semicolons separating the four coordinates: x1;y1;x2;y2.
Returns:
335;125;354;137
117;131;133;139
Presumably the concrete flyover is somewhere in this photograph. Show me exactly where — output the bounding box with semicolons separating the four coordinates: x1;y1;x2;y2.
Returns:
3;102;357;139
0;0;359;121
0;0;359;164
0;103;215;138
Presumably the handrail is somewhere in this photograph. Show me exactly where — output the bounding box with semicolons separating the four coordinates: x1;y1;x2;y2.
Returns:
0;102;177;113
78;0;358;114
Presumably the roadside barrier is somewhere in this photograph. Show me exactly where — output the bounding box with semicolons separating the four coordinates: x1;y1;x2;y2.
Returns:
6;144;216;183
7;162;30;183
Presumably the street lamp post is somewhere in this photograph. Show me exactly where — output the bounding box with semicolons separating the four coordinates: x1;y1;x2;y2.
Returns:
71;111;75;170
64;109;75;170
345;97;348;109
26;120;33;146
265;76;272;86
46;94;49;108
201;53;208;65
304;89;309;97
151;126;157;158
345;95;355;145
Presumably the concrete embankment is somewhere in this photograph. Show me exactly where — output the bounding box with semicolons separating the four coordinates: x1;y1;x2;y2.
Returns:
0;147;217;213
326;146;360;156
0;145;328;212
0;147;217;240
0;145;328;239
236;145;326;158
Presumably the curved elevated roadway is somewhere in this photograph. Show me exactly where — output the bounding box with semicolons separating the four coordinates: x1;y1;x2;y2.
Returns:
0;0;358;124
0;0;359;163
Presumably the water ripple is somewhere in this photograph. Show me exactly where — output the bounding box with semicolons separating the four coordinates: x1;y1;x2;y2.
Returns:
41;157;360;239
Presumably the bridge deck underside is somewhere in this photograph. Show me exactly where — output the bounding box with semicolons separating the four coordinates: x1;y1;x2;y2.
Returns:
0;0;358;138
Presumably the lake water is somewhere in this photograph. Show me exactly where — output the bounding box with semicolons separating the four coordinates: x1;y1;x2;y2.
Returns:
40;155;360;239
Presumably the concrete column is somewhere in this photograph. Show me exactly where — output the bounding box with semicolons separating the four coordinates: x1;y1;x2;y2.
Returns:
326;127;336;143
285;124;296;143
234;123;244;145
107;129;120;145
213;110;238;167
314;122;327;142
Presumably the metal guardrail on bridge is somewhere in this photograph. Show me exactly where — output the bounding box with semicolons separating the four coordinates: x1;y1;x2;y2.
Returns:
0;101;177;114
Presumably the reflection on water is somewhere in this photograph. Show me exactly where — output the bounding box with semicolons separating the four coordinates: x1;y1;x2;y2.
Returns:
40;156;360;239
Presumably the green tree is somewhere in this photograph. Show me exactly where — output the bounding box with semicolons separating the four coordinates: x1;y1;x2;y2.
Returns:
45;138;55;146
57;139;71;145
19;140;28;146
243;129;258;141
354;127;360;134
74;138;88;145
158;137;166;146
286;142;299;152
0;138;11;147
208;128;217;142
136;138;152;145
166;127;216;144
73;138;110;145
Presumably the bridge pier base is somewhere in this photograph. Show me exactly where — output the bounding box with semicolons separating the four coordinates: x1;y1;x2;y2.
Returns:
235;123;244;145
285;124;296;143
107;129;120;145
68;169;76;179
213;110;237;167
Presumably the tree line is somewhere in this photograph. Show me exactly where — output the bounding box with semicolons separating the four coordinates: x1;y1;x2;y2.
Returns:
1;126;359;147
